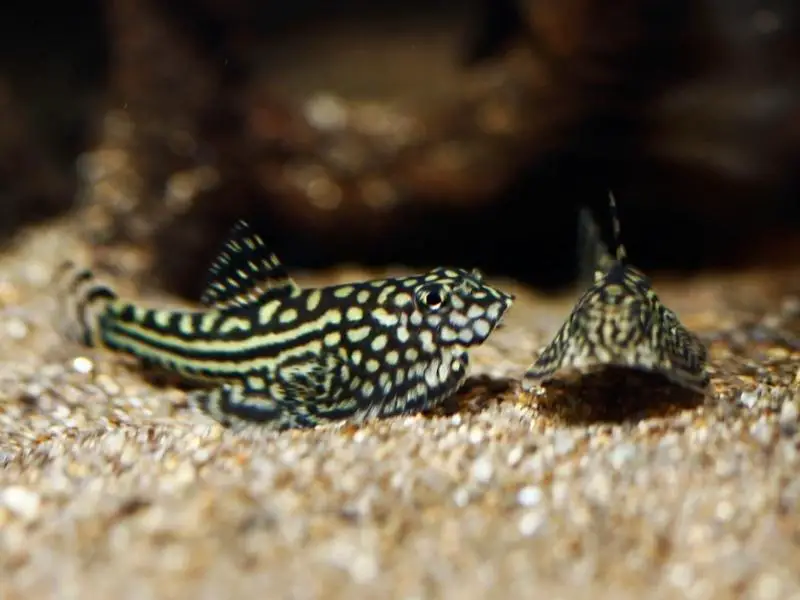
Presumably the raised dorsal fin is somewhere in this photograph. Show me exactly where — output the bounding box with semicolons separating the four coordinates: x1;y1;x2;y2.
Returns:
576;206;614;287
607;191;628;265
577;191;631;285
200;219;299;310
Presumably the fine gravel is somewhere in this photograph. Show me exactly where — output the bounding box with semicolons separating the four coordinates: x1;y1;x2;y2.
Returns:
1;219;800;600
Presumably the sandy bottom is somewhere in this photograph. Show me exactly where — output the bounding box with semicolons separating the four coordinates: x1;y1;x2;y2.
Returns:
1;219;799;600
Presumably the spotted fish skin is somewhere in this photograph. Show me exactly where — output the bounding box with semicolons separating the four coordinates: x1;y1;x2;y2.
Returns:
57;220;514;431
521;193;710;393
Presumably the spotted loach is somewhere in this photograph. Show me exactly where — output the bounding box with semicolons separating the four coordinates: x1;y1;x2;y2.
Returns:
56;220;514;431
521;192;710;394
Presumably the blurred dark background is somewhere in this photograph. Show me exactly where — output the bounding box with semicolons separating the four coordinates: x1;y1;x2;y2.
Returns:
0;0;799;297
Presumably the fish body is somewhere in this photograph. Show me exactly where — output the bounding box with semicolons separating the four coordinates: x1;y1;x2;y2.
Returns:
59;220;514;430
522;193;710;393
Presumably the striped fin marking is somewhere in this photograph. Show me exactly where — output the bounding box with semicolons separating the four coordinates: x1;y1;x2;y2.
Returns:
522;191;710;393
201;219;299;310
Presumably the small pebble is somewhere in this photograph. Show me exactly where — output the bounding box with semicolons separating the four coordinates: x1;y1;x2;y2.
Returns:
192;448;212;463
453;487;470;507
350;553;379;584
517;485;543;507
552;431;575;456
715;458;738;479
471;457;494;484
739;390;759;409
584;472;612;505
608;443;637;470
1;486;41;522
668;562;695;590
507;446;524;467
753;573;784;600
750;419;775;447
518;511;545;537
779;400;799;434
72;356;94;374
102;430;126;456
551;481;569;506
714;500;735;522
468;427;484;445
5;318;29;340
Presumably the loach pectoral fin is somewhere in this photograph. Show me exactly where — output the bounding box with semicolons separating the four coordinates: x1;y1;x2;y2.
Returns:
191;383;321;431
200;219;300;310
191;350;355;430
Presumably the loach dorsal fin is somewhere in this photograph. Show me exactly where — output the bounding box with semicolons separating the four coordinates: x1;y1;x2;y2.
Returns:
200;219;299;310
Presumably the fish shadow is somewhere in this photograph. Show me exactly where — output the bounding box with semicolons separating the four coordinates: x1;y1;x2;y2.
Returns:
428;374;518;418
133;364;701;427
138;365;198;392
524;366;707;425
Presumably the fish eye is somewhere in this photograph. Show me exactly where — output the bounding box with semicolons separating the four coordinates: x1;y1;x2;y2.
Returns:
417;284;448;310
425;289;444;309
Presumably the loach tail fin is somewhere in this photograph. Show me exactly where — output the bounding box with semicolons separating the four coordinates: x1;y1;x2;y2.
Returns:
53;261;118;348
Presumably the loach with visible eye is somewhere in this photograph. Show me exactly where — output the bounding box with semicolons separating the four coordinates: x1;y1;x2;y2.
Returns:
56;220;515;431
522;192;710;394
